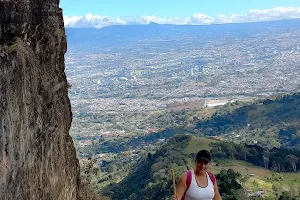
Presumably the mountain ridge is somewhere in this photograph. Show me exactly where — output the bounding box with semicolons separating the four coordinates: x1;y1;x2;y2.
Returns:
196;92;300;148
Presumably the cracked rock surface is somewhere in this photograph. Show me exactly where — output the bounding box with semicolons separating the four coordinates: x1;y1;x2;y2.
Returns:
0;0;81;199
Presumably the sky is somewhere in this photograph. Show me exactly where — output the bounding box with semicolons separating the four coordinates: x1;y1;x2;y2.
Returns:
60;0;300;28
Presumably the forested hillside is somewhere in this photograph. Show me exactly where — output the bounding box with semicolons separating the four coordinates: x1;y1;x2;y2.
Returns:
196;93;300;148
102;135;300;200
211;142;300;172
103;134;192;200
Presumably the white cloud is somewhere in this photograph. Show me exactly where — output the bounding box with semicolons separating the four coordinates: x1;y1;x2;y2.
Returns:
129;16;165;24
187;13;215;25
64;7;300;28
127;16;189;25
64;16;83;27
64;13;126;28
217;6;300;23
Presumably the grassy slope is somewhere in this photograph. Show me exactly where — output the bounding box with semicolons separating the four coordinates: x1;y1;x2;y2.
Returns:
184;136;216;154
213;160;300;198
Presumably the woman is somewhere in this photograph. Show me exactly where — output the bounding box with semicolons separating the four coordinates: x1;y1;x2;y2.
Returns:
172;150;222;200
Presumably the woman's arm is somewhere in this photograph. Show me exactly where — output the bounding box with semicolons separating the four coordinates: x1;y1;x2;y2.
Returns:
172;173;187;200
213;182;222;200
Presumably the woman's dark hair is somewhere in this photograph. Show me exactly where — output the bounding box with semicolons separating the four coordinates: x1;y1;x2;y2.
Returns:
195;150;211;162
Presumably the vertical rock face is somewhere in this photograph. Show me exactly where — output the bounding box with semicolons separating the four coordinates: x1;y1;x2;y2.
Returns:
0;0;80;199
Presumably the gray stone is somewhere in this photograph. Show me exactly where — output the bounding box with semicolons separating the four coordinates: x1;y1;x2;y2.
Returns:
0;0;83;199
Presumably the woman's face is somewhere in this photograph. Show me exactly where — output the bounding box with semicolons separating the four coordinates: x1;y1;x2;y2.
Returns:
195;159;210;171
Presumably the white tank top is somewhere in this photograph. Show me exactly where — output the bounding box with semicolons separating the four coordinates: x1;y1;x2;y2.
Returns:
184;171;215;200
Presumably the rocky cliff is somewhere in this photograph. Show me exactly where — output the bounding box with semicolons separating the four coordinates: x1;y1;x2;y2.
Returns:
0;0;81;199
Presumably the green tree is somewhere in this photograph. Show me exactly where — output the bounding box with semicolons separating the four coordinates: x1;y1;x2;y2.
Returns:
287;155;299;172
272;182;282;197
107;164;118;174
279;191;296;200
216;169;242;197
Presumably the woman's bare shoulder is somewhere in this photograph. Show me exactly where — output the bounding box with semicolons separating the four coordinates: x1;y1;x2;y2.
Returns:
179;170;190;182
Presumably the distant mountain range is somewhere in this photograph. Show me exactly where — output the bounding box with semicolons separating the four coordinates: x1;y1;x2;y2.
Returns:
66;18;300;54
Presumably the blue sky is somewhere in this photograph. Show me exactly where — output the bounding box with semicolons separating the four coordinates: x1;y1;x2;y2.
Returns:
61;0;300;28
61;0;300;18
